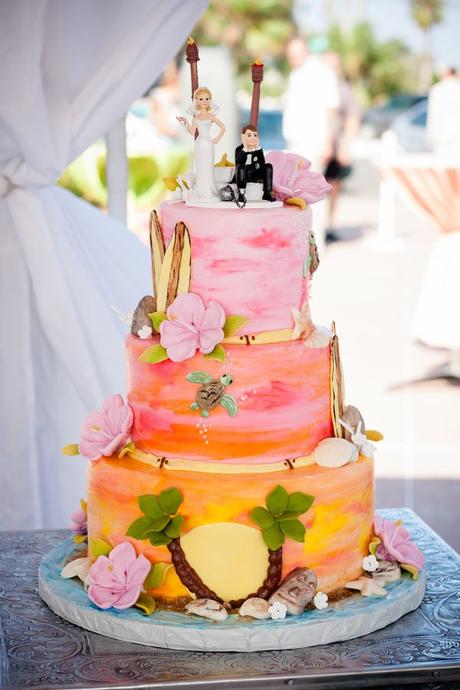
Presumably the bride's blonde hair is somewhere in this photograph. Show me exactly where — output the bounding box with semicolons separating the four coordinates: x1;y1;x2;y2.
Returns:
193;86;212;112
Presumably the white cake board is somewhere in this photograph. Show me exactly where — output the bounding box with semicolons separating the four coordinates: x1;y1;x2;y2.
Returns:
39;538;426;652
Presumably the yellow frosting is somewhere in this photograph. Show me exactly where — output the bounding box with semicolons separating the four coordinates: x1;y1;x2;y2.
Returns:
180;523;269;601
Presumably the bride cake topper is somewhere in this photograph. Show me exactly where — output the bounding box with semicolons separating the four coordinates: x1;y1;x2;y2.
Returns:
177;86;225;202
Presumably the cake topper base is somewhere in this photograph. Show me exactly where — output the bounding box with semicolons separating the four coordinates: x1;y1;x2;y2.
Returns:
184;199;283;209
39;537;426;652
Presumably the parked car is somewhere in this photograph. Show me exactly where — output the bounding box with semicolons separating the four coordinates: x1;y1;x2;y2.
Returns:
391;98;428;152
240;109;285;150
362;94;426;138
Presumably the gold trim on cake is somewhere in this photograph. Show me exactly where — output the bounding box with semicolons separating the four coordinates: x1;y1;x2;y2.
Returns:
127;448;316;474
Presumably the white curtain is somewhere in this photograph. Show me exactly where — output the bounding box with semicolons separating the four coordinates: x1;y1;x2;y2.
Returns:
0;0;207;529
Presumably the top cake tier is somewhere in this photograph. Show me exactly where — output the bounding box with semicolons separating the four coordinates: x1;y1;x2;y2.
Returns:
159;202;313;335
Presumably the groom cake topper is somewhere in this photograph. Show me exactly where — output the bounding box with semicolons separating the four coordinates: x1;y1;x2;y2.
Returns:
234;124;274;204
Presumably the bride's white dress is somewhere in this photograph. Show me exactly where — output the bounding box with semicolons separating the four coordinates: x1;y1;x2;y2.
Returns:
193;119;217;201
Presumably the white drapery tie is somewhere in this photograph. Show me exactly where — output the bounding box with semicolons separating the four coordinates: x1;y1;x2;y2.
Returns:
0;176;12;197
0;159;56;197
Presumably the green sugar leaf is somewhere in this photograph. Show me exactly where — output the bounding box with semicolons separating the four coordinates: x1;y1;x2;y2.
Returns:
164;514;184;538
277;510;305;521
369;537;381;556
148;312;167;332
280;519;306;543
266;485;289;517
118;441;135;458
144;562;172;590
286;492;315;515
134;593;156;615
90;537;112;558
73;534;87;545
62;443;80;456
126;516;154;539
250;506;275;529
262;523;285;551
223;315;249;338
204;344;226;362
138;344;169;364
148;531;172;546
143;515;171;533
158;487;183;515
138;495;166;519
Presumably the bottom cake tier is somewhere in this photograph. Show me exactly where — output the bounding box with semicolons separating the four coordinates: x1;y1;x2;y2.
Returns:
87;455;374;604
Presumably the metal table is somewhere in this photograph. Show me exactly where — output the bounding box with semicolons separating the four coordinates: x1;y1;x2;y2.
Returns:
1;509;460;690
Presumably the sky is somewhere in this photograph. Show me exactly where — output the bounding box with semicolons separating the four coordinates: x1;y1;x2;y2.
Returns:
294;0;460;69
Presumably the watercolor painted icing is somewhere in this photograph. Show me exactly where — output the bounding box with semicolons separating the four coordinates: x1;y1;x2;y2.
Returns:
160;203;313;335
126;334;333;462
87;455;374;600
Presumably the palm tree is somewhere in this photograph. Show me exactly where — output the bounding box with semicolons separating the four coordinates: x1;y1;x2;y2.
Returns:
410;0;444;89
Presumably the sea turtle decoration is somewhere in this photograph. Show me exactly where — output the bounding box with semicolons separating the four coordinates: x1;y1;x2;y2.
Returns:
186;371;238;418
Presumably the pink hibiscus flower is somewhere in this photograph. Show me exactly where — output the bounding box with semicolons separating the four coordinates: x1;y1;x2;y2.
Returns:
79;394;133;462
88;542;151;610
160;293;225;362
265;150;331;204
70;507;87;535
373;515;424;570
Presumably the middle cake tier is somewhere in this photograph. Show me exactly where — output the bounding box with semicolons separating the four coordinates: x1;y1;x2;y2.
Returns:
127;334;333;462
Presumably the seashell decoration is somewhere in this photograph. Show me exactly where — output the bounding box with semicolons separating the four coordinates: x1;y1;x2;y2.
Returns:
371;560;401;584
131;295;156;337
239;597;270;619
340;405;366;442
304;327;332;349
269;567;317;615
185;598;228;621
313;437;359;468
309;231;320;275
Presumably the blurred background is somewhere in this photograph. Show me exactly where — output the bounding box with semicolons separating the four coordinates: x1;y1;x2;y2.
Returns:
59;0;460;550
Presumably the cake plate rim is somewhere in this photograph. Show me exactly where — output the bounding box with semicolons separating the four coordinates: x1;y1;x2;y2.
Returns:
38;537;426;653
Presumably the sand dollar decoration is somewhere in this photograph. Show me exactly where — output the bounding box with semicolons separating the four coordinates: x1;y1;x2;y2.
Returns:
180;523;270;602
313;437;359;468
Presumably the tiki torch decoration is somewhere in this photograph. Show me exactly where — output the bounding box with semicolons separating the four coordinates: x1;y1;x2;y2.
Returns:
249;58;264;128
185;36;200;98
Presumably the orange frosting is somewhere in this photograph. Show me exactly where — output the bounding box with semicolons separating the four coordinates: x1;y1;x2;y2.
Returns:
87;455;374;599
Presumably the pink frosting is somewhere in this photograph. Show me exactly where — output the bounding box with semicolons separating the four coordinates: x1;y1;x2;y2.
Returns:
88;542;151;610
160;204;312;334
266;151;332;203
79;394;133;462
373;515;424;570
127;335;333;462
160;293;225;362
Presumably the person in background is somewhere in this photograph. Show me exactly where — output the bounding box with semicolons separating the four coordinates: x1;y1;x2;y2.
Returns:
283;36;340;248
150;60;182;143
426;67;460;157
323;51;361;241
283;36;340;173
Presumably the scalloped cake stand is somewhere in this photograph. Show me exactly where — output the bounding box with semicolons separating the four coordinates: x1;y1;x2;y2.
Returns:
38;538;426;652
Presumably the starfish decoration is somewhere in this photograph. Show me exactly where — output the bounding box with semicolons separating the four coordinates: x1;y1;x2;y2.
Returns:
291;301;313;340
339;418;376;459
345;576;387;597
110;305;134;327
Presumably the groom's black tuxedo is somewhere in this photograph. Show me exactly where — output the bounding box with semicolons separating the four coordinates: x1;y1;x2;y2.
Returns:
234;144;273;195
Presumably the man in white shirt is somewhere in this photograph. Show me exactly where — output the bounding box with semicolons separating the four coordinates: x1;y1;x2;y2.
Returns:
283;37;340;172
426;67;460;157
